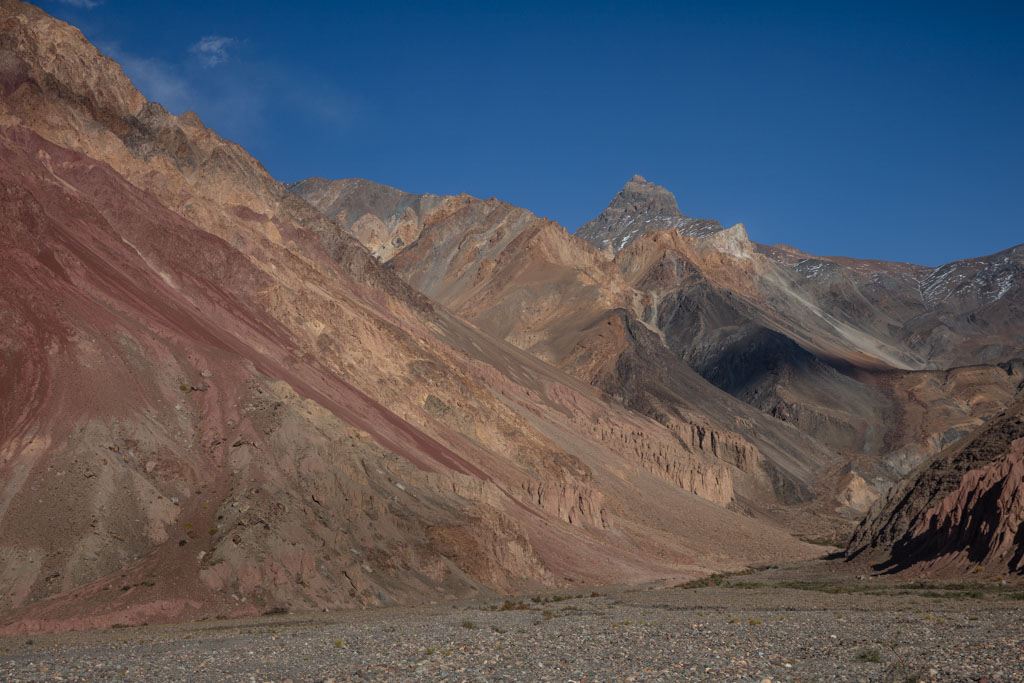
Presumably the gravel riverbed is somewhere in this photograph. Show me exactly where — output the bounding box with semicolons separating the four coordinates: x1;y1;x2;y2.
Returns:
2;573;1022;682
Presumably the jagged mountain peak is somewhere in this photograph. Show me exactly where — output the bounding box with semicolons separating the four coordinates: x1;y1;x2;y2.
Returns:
576;175;724;252
613;174;684;218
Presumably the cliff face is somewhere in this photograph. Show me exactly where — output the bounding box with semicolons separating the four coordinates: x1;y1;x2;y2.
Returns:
848;388;1024;575
0;0;830;633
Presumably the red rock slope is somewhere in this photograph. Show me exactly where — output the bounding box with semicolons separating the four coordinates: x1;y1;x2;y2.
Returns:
0;0;822;633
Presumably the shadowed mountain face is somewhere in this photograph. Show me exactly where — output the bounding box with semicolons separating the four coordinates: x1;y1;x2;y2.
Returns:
294;174;1024;535
847;384;1024;575
0;0;827;633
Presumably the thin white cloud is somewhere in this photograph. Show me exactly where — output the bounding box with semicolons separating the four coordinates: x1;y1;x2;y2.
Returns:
101;43;192;113
189;36;235;67
95;40;358;145
58;0;101;8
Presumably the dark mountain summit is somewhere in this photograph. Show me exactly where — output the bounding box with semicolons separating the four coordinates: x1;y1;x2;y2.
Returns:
575;174;724;252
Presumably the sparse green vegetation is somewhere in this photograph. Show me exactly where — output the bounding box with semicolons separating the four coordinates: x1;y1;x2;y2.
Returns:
769;579;998;600
854;646;884;663
676;574;725;589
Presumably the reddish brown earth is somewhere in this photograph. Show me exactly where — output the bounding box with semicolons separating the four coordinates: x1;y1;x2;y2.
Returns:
0;0;828;634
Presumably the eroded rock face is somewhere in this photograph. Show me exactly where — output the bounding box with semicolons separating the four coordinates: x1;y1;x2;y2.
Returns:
848;389;1024;575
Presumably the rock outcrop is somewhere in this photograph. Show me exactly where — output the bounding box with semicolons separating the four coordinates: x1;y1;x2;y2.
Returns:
847;387;1024;574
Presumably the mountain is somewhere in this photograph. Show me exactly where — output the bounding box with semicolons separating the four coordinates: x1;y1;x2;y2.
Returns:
576;174;723;253
286;177;446;262
296;179;844;513
0;0;823;633
757;243;1024;368
847;384;1024;575
293;174;1024;532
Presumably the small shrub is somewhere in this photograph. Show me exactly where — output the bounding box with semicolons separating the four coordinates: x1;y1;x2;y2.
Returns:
542;610;553;619
748;618;762;626
855;646;884;663
333;640;344;648
424;647;435;655
460;620;476;629
728;616;739;623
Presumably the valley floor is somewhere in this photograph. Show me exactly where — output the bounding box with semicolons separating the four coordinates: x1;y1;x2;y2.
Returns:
2;564;1022;682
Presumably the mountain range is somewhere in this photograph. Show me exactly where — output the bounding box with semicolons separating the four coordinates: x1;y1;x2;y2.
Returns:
1;0;1021;634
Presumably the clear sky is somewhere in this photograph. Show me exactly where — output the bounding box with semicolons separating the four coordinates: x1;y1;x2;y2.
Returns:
42;0;1023;266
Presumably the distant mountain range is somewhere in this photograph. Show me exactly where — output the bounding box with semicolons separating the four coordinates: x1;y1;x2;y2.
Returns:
0;0;1020;634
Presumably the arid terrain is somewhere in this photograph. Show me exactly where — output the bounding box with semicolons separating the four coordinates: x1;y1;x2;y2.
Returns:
2;563;1022;682
0;2;1022;676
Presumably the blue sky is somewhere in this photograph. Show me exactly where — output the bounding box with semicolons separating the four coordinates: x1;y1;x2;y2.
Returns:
43;0;1023;266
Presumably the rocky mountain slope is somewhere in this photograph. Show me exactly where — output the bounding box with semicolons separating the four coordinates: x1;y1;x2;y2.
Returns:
297;178;848;513
0;0;822;633
294;176;1024;531
847;384;1024;575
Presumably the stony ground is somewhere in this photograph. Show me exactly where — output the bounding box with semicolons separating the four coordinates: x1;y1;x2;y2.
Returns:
2;566;1023;682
